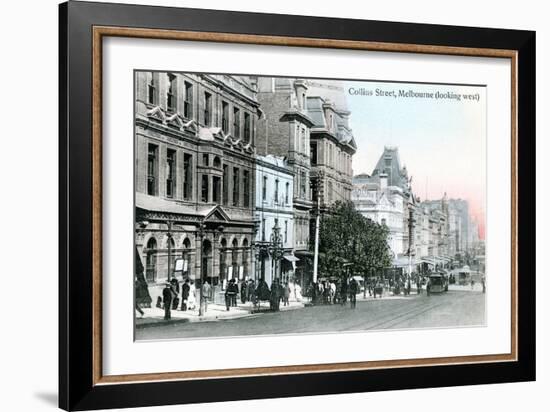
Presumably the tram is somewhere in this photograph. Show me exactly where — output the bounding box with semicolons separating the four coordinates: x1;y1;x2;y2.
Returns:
427;273;448;294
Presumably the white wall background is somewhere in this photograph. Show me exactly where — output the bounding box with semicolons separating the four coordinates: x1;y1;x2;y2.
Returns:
0;1;545;411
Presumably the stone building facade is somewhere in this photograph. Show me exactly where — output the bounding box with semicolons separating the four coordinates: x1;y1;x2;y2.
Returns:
134;71;261;303
306;81;357;211
254;77;315;278
254;155;295;285
352;147;413;262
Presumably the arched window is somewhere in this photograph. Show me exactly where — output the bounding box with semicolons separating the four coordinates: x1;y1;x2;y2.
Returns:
145;238;157;283
213;156;221;169
202;239;212;281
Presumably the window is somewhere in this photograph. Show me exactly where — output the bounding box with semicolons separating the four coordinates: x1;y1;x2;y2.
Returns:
222;165;229;205
204;92;212;126
243;170;250;208
274;218;279;239
183;153;192;200
201;175;209;202
262;218;266;242
284;220;288;243
302;93;306;109
147;73;157;105
285;182;290;204
167;73;176;112
233;108;240;138
328;181;333;203
145;238;158;283
202;153;209;166
212;176;221;203
183;81;193;118
262;176;267;201
213;156;221;168
244;112;251;143
232;167;240;206
300;171;306;198
222;101;229;133
274;179;279;204
310;142;317;165
147;144;158;196
166;149;176;198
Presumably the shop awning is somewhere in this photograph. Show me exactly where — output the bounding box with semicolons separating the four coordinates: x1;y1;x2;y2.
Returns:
283;255;300;262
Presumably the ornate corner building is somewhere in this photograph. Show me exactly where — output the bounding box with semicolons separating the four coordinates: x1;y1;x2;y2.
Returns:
134;72;261;302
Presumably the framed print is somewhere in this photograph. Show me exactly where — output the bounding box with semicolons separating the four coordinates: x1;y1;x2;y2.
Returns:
59;1;535;410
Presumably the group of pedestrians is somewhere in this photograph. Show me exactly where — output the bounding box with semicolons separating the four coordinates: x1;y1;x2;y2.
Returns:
310;277;359;309
159;278;202;320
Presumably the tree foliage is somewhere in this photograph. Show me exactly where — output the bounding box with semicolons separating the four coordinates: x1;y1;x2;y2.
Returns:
317;201;392;279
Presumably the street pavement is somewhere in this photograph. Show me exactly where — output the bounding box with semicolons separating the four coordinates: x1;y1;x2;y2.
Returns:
135;289;486;340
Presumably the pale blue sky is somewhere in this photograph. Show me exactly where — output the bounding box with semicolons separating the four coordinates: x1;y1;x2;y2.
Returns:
344;80;486;223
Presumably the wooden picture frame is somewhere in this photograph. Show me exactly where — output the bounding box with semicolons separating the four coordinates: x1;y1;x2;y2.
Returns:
59;1;535;410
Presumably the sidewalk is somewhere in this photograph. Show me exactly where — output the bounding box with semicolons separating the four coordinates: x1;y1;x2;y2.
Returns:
136;299;305;328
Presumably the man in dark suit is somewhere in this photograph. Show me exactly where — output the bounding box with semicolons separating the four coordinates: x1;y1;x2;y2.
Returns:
349;277;358;309
181;279;190;311
162;282;173;320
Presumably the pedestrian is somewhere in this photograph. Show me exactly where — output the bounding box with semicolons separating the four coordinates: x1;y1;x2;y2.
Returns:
427;278;431;296
187;280;196;310
340;280;348;305
162;282;173;320
482;276;486;293
283;282;290;306
231;280;238;307
330;281;336;304
247;279;255;303
471;279;475;290
225;279;236;311
201;280;211;312
349;277;358;309
180;279;190;311
240;279;248;304
295;282;303;302
170;277;180;310
134;277;145;317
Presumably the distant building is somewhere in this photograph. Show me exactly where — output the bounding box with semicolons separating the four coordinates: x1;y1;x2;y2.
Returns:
352;147;413;262
254;155;295;285
134;72;261;303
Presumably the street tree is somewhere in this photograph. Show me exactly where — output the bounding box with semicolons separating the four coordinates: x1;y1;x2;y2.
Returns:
317;201;392;295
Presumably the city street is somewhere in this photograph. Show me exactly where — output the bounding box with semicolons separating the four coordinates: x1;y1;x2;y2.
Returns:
136;290;485;340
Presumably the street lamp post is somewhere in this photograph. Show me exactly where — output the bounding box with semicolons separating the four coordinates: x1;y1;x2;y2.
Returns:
166;220;173;281
252;219;260;285
269;222;283;283
197;220;224;316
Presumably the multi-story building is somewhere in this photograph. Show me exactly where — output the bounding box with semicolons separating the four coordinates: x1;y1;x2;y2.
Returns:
352;173;406;257
306;81;356;211
134;71;261;303
254;77;357;283
254;155;295;285
254;77;315;278
352;147;414;262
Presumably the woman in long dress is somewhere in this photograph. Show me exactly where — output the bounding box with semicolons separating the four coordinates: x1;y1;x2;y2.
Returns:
187;281;196;310
294;282;302;302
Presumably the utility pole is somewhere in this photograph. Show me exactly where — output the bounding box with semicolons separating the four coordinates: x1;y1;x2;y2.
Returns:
312;196;320;284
